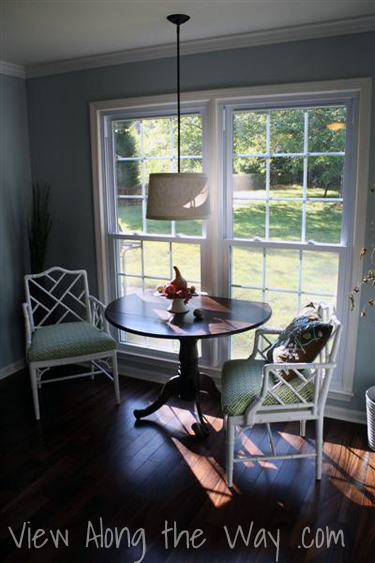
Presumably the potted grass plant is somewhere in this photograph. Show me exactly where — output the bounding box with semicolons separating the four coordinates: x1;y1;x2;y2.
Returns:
28;182;52;274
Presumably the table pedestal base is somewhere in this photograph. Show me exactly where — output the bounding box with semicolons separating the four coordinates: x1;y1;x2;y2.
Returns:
133;338;220;436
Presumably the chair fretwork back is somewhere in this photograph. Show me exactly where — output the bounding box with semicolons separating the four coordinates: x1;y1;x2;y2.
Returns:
265;365;317;408
25;267;91;331
256;333;275;361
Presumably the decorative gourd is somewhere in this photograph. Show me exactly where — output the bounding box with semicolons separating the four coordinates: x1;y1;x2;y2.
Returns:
157;266;195;310
171;266;188;290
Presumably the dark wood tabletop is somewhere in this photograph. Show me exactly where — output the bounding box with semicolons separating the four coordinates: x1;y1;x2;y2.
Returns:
105;291;272;340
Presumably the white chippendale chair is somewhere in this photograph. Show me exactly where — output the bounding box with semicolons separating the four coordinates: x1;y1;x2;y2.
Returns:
23;267;120;420
221;302;342;487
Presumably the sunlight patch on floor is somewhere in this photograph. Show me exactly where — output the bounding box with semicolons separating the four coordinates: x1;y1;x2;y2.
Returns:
238;431;277;469
153;405;192;434
330;475;375;507
172;437;232;507
278;430;307;451
363;449;375;506
153;405;224;435
326;443;375;507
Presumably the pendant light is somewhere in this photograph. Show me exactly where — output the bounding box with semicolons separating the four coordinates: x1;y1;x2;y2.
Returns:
146;14;210;221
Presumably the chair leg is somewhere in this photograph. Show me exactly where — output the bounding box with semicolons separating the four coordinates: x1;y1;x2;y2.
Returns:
90;361;95;380
315;417;324;480
112;353;120;405
226;419;235;488
300;420;306;437
30;366;40;420
266;423;276;456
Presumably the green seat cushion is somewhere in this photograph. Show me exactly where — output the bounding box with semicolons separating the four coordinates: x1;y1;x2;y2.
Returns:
221;358;314;416
29;322;116;362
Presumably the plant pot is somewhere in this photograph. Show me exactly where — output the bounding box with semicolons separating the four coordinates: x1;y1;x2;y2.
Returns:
366;386;375;451
167;298;189;314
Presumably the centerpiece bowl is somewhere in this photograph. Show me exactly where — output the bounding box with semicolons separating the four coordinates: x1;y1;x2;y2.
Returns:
157;266;196;314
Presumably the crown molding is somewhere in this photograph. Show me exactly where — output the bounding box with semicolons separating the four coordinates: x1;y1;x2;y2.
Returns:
26;14;375;79
0;61;26;79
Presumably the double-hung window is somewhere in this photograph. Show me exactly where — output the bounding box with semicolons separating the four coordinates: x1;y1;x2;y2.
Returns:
99;101;209;357
91;79;371;397
224;104;347;372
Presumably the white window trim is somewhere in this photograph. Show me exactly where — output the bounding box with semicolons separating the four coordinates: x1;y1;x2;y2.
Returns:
90;77;372;402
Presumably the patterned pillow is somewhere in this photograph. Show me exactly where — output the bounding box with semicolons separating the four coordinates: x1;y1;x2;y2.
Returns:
267;303;333;371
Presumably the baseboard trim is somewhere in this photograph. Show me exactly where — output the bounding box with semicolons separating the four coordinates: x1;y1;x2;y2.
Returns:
0;359;26;380
326;405;366;425
327;388;355;402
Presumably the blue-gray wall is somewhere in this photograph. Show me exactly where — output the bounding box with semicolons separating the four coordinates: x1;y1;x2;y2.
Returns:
25;31;374;410
0;74;31;369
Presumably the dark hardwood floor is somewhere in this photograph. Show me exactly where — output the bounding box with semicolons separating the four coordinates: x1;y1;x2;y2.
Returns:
0;369;374;562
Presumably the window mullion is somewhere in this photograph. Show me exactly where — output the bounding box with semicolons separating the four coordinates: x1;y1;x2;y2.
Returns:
140;240;145;291
170;117;176;236
169;241;173;280
108;121;118;234
302;110;308;243
265;111;271;241
227;238;346;252
262;247;267;303
226;107;234;241
233;151;345;158
140;120;146;233
298;249;303;311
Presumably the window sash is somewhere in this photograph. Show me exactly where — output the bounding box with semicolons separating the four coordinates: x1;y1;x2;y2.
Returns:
107;110;205;237
224;104;349;244
224;239;345;306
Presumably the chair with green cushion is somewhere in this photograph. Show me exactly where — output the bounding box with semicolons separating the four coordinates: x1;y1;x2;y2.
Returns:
221;302;342;487
23;267;120;419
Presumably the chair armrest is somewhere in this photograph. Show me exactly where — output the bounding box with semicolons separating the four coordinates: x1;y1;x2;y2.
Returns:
22;302;33;354
264;361;336;373
249;327;283;359
256;327;284;335
89;295;109;332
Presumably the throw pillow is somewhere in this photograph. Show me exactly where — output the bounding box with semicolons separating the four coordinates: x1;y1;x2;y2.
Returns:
267;303;333;377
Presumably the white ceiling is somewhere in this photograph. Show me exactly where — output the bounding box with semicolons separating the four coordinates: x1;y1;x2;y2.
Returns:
1;0;374;67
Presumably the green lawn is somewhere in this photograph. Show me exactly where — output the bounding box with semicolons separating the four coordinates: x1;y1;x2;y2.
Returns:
117;186;341;357
232;186;342;242
118;186;342;241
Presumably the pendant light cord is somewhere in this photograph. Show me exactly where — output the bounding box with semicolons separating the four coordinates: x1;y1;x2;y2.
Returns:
167;14;190;173
176;22;181;173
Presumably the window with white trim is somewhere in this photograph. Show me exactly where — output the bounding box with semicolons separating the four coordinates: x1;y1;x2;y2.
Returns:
104;106;208;354
91;79;371;397
224;105;347;375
